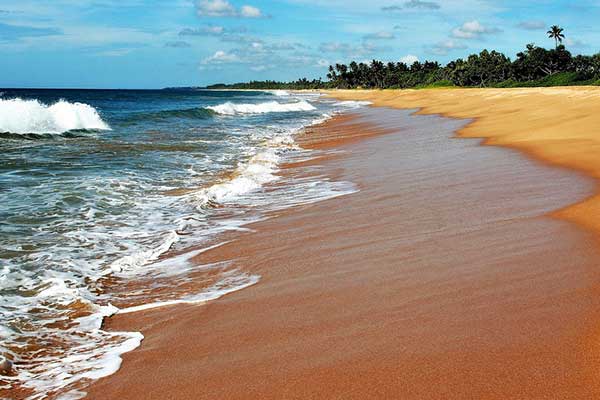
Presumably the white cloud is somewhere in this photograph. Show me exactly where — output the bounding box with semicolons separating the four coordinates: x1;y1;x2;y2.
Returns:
240;5;262;18
431;39;466;55
400;54;419;64
451;20;499;39
196;0;263;18
198;40;330;73
196;0;236;17
202;50;239;64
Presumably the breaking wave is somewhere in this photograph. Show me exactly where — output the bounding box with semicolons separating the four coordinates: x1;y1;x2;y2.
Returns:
207;100;315;115
0;89;365;399
191;150;282;208
0;98;110;134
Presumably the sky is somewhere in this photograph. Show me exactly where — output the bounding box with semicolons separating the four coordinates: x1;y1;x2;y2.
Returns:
0;0;599;88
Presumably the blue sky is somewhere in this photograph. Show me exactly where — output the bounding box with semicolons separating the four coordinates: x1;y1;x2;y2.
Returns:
0;0;599;88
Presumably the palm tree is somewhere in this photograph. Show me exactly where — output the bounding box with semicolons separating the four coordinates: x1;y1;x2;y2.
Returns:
547;25;565;49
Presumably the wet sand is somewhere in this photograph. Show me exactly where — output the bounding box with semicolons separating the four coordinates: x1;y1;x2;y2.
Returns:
327;87;600;236
85;102;600;399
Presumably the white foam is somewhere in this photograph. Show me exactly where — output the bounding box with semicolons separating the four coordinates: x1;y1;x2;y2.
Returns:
13;299;143;400
80;331;144;380
37;277;80;301
142;241;233;277
0;98;110;134
0;265;9;282
188;110;338;209
333;100;372;108
312;113;332;126
110;230;179;273
207;100;315;115
191;108;354;211
118;271;259;314
270;90;290;96
190;149;282;208
0;93;363;400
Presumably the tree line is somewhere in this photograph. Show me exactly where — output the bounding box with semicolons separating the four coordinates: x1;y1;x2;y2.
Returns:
207;28;600;90
207;78;326;90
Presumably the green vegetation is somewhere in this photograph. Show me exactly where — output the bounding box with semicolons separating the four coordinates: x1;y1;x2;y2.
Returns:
208;26;600;90
547;25;565;49
207;78;327;90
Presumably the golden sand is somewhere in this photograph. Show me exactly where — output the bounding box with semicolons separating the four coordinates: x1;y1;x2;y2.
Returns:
326;87;600;235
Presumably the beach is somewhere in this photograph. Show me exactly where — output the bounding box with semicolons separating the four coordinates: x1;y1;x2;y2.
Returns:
328;87;600;236
85;88;600;399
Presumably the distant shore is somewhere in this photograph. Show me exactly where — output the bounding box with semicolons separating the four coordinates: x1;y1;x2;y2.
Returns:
86;88;600;399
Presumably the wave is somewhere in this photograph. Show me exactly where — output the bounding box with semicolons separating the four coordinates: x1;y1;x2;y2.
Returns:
191;149;282;208
0;98;110;134
270;90;290;96
333;100;373;108
0;130;98;141
110;230;180;274
187;111;340;209
0;92;365;399
207;100;316;115
2;286;143;399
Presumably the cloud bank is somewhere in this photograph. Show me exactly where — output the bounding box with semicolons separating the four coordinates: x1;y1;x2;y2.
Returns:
196;0;263;18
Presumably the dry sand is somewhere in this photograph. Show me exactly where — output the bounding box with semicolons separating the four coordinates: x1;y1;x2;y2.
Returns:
85;89;600;399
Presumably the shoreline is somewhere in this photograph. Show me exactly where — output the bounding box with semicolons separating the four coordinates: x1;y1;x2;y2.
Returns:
325;87;600;238
85;92;600;399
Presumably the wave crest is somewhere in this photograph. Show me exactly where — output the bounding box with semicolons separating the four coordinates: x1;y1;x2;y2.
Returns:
207;100;315;115
191;150;282;208
0;98;111;134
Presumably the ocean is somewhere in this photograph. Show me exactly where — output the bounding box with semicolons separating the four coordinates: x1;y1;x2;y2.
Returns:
0;89;369;399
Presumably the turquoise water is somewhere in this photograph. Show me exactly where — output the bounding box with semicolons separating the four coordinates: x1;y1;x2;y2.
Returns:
0;89;368;398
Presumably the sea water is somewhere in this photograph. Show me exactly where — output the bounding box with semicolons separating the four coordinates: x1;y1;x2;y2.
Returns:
0;88;369;399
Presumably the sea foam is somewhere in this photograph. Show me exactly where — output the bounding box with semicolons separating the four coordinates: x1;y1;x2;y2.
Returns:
0;90;363;400
190;147;283;208
333;100;373;108
207;100;315;115
0;98;110;134
270;90;290;96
